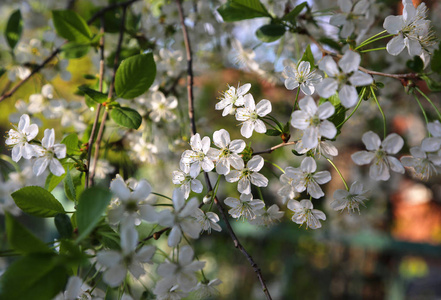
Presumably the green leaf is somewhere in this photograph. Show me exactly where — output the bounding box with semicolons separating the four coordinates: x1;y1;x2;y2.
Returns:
61;133;80;156
265;129;282;136
61;42;90;59
0;254;67;300
5;213;52;254
52;10;92;43
282;2;307;24
115;53;156;99
299;45;315;67
45;170;67;192
5;10;23;49
292;149;303;156
431;41;441;74
256;24;286;43
11;186;65;218
76;187;112;242
64;169;85;202
328;104;347;137
78;85;108;103
217;0;270;22
110;106;142;129
54;213;73;239
318;37;341;51
421;74;441;92
406;56;424;72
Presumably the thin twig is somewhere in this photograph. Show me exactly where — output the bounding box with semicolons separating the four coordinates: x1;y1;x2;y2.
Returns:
176;0;272;298
88;6;127;186
85;17;106;189
176;0;196;136
252;141;297;155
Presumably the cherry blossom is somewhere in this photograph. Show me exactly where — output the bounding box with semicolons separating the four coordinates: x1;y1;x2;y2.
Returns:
235;94;272;138
5;114;39;162
287;199;326;229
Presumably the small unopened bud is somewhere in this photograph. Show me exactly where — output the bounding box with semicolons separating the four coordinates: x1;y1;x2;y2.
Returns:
203;192;213;204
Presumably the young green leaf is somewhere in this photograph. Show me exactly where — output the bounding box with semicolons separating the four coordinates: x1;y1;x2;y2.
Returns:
114;53;156;99
282;2;307;24
5;213;52;254
76;187;112;242
52;10;92;43
61;133;80;155
5;9;23;49
299;45;315;67
54;213;73;239
265;129;282;136
217;0;270;22
61;42;90;59
78;85;108;103
256;24;286;43
11;186;66;218
110;106;143;129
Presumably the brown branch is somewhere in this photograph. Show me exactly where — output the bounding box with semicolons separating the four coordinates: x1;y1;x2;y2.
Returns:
176;0;272;298
140;227;169;244
88;6;127;186
176;0;196;136
203;173;273;300
252;141;297;155
85;17;106;189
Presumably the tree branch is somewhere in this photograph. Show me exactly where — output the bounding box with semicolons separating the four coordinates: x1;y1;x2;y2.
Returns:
252;141;297;155
85;17;106;189
176;0;272;298
88;6;127;186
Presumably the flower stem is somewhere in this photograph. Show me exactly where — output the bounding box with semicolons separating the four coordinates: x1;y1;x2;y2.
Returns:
256;186;264;201
326;157;349;191
416;87;441;120
360;47;387;53
151;192;173;201
264;159;285;173
371;87;387;139
337;88;365;129
209;175;221;211
413;92;431;137
292;87;300;113
355;30;387;49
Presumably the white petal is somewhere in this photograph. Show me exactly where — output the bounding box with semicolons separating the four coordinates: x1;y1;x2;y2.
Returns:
313;171;332;184
319;120;337;139
405;37;422;56
247;155;264;171
387;35;405;56
339;51;360;74
352;151;375;165
168;226;182;247
318;56;339;77
316;78;338;99
382;133;404;154
241;121;254;138
256;100;272;117
317;102;335;119
339;85;358;108
285;78;299;90
302;126;319;149
387;156;405;174
383;15;403;34
250;173;268;187
301;157;317;173
254;119;266;133
349;71;373;87
103;265;127;287
369;161;390;181
362;131;381;151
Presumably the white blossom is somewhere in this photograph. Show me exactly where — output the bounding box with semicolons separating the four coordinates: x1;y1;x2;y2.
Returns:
316;51;373;108
147;91;178;122
180;133;214;178
172;167;203;199
294;140;339;158
97;227;155;287
157;245;205;292
283;61;322;95
193;209;222;233
5;114;39;162
278;169;299;204
383;0;435;56
421;120;441;152
250;204;285;226
330;0;371;38
401;146;441;180
215;83;251;116
224;193;265;220
291;96;337;149
207;129;245;175
351;131;404;181
225;155;268;194
153;278;188;300
108;175;156;228
331;181;369;213
286;157;332;199
235;94;272;138
287;199;326;229
194;279;222;298
156;189;201;247
32;129;66;176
